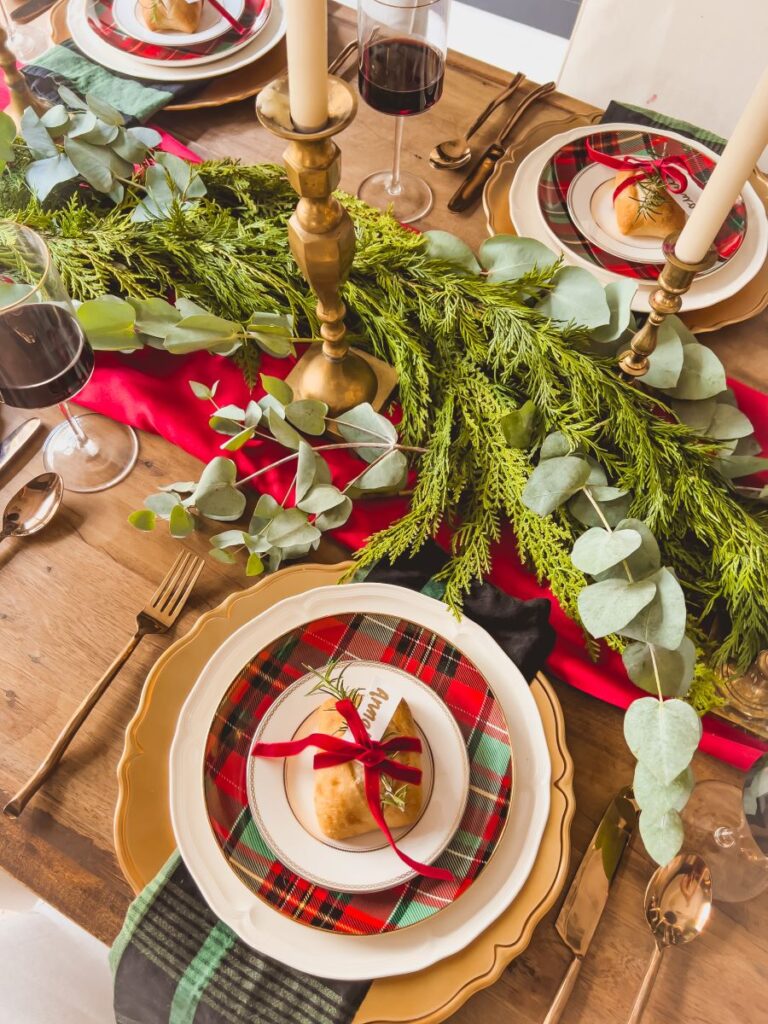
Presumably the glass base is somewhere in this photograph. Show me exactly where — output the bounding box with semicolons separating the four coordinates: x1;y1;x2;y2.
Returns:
358;169;434;224
682;781;768;903
43;413;139;493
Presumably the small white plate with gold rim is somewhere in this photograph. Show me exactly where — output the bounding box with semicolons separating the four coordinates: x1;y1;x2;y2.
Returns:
247;660;470;894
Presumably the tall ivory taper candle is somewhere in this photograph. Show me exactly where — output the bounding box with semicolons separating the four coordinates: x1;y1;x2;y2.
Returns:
285;0;329;132
676;67;768;263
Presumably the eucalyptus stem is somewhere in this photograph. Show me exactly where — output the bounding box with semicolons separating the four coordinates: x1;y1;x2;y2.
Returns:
236;441;426;489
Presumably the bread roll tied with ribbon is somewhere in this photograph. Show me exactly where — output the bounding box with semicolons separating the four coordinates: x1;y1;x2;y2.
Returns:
613;170;686;239
139;0;203;34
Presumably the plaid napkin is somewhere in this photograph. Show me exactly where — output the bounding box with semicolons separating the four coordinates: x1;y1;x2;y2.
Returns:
23;41;199;124
602;100;727;154
111;546;554;1024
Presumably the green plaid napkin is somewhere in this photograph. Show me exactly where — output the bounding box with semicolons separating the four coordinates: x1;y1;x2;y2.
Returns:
603;100;727;154
23;41;198;125
110;543;555;1024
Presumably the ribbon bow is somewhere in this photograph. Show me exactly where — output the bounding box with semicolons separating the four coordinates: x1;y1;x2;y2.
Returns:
585;138;692;202
251;698;454;883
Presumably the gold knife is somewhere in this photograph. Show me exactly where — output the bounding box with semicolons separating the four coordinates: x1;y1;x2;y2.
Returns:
543;786;638;1024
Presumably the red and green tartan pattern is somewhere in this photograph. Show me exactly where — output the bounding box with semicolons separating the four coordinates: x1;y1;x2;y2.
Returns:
537;130;748;281
86;0;268;62
203;612;513;937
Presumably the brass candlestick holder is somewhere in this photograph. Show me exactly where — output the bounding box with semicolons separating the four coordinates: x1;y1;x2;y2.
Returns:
0;24;44;127
256;75;397;417
618;232;718;377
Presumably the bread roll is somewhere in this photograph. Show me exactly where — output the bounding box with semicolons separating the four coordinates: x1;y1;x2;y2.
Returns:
314;697;422;841
139;0;203;34
613;170;686;239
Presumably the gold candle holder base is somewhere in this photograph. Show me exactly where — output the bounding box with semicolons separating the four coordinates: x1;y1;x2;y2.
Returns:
256;75;397;418
618;232;718;377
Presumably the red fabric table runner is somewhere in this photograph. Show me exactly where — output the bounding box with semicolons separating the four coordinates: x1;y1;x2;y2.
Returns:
78;342;768;771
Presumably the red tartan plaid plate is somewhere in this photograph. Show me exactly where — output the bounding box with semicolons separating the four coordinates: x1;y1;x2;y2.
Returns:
538;130;747;282
203;611;512;937
85;0;270;65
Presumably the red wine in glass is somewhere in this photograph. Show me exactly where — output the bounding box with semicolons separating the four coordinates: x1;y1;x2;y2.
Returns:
359;38;445;117
0;303;94;410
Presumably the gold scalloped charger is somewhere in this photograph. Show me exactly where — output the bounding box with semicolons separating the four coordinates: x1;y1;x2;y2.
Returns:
484;114;768;334
115;561;574;1024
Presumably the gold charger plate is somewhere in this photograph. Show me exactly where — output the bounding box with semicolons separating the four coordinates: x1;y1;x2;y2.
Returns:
49;0;285;110
115;561;574;1024
484;116;768;334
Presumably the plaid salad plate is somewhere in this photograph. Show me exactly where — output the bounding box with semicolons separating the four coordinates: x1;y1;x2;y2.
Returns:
538;129;748;281
86;0;270;64
203;610;513;938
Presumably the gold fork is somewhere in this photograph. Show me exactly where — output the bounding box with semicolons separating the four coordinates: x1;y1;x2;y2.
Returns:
3;550;204;818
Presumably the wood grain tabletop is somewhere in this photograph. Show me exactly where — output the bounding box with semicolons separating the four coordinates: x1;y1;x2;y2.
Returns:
1;4;767;1022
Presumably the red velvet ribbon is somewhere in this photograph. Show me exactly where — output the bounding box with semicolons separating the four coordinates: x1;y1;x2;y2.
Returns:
585;138;693;201
251;698;455;883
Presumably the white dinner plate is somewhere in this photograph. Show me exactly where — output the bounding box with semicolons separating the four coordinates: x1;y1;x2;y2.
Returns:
112;0;246;48
247;660;470;893
66;0;285;81
509;122;768;313
170;583;551;980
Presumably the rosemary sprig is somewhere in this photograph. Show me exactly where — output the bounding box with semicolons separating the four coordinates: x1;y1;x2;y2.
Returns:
380;775;409;813
630;170;670;224
306;659;363;708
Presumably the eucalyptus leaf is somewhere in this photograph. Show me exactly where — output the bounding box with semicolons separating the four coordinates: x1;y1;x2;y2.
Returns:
663;343;727;400
220;426;256;451
111;126;160;163
85;92;124;126
314;454;332;485
128;509;156;531
356;450;408;492
249;493;281;532
336;403;397;461
624;696;702;785
622;637;696;698
540;431;575;460
164;314;243;355
268;407;302;450
597;518;661;580
297;484;345;514
571;526;642;575
707;403;754;440
25;153;78;201
246;552;265;577
0;112;15;165
643;319;685;390
286;399;328;436
296;440;317;502
189;380;216;401
265;508;321;547
144;491;181;519
478;235;557;283
248;312;296;357
500;400;536;449
127;297;181;337
577;577;657;638
733;435;762;456
715;455;768;479
244;401;262;428
62;138;115;193
315;496;352;531
58;85;88;110
193;457;246;521
209;548;236;564
569;488;632;528
639;809;685;866
160;481;197;494
169;503;195;538
521;456;591;516
619;567;687;651
670;397;717;434
260;374;293;406
40;104;70;134
72;117;119;146
210;530;248;549
423;230;481;275
77;297;138;351
21;107;58;159
537;266;611;330
634;763;694;817
591;279;637;343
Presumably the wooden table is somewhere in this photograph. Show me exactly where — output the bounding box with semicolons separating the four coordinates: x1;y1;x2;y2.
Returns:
1;4;767;1021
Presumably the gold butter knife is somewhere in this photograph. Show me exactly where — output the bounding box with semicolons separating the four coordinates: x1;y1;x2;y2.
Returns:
543;786;638;1024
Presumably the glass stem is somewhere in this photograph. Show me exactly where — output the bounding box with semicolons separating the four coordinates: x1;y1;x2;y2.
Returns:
389;117;405;197
59;401;89;447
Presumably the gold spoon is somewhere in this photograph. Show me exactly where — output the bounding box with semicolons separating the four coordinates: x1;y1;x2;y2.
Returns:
0;471;64;544
429;73;524;171
627;853;712;1024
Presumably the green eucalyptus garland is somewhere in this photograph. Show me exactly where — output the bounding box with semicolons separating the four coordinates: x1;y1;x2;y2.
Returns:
1;94;767;864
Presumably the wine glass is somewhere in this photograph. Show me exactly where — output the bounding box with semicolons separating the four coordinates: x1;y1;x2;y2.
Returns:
0;1;42;63
0;223;138;492
357;0;450;224
681;754;768;903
